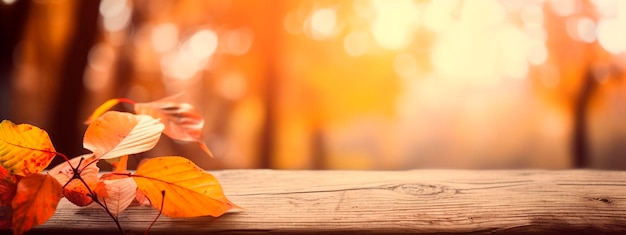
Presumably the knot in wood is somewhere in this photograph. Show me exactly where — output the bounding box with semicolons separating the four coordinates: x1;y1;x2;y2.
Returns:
384;183;455;196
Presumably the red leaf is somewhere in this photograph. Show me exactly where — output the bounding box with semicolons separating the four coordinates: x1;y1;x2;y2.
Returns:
11;173;63;235
49;155;100;207
134;98;213;157
0;165;16;229
63;179;93;207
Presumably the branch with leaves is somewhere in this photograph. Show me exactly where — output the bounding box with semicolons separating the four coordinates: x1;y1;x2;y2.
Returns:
0;96;239;235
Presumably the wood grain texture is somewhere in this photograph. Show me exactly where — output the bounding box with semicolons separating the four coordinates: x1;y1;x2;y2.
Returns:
28;170;626;234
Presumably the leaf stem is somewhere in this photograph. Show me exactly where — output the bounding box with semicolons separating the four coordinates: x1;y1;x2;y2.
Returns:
92;197;125;235
117;98;136;105
144;190;165;235
72;168;126;235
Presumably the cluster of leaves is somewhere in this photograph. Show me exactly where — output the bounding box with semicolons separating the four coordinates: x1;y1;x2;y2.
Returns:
0;96;238;235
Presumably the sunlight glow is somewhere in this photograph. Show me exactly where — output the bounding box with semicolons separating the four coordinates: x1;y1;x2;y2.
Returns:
151;23;179;53
100;0;131;32
85;43;115;91
597;18;626;54
394;53;418;79
310;8;337;40
460;0;505;30
577;17;597;43
223;28;254;56
596;1;626;54
160;29;218;81
87;43;115;72
423;0;457;32
429;0;531;85
284;10;303;35
160;49;207;80
218;72;247;100
370;0;419;50
549;0;579;17
498;27;529;80
343;31;369;57
592;0;618;18
186;29;218;60
520;3;543;27
527;41;548;66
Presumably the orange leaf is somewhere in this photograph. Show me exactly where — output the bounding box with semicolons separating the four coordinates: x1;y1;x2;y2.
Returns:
84;98;135;124
96;176;137;217
135;100;213;157
49;154;99;187
0;165;16;203
63;179;93;207
112;155;129;173
11;173;63;235
0;120;56;176
0;210;11;230
49;155;100;207
135;189;151;206
83;111;164;160
132;156;238;217
0;165;16;229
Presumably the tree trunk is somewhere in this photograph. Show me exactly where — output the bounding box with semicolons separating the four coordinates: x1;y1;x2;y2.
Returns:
49;0;101;161
571;67;596;168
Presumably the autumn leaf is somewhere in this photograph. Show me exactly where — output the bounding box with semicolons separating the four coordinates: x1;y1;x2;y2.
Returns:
84;111;164;160
134;99;213;157
84;98;136;124
133;156;238;217
135;189;151;207
111;155;129;173
12;173;63;235
0;120;56;176
49;155;100;207
0;164;16;198
63;180;94;207
96;176;137;217
0;165;16;229
49;154;99;187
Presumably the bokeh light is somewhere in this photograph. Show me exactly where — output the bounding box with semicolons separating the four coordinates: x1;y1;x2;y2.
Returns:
151;23;179;54
99;0;131;32
310;8;337;40
6;0;626;171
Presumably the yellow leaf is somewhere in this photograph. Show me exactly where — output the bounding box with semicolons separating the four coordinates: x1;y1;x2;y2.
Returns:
83;111;164;160
11;173;63;235
84;98;135;124
0;120;56;176
133;156;238;217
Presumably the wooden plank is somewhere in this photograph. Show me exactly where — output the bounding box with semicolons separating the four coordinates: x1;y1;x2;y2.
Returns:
28;170;626;234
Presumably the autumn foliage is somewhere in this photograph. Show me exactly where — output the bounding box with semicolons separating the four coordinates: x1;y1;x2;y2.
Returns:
0;97;238;235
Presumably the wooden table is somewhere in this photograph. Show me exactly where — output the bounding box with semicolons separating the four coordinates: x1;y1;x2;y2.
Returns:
29;170;626;234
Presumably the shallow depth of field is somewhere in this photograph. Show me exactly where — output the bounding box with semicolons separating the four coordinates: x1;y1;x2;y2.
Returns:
2;0;626;170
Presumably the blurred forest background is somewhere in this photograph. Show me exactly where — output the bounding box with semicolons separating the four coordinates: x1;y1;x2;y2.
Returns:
2;0;626;170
